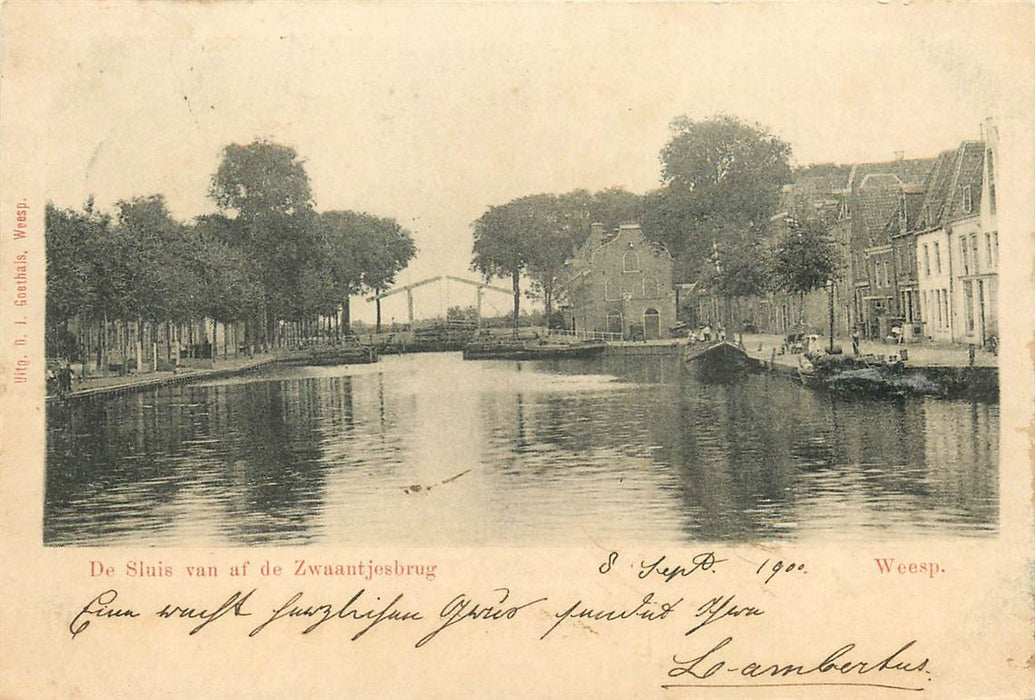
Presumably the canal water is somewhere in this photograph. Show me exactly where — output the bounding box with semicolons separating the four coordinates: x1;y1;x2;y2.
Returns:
45;352;998;546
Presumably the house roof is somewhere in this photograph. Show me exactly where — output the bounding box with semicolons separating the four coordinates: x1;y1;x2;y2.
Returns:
781;166;853;221
845;157;935;246
849;157;934;192
914;141;984;230
856;181;903;244
942;141;984;223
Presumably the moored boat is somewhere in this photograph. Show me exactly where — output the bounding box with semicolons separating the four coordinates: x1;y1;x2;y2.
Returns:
279;343;379;366
797;353;918;397
683;341;756;382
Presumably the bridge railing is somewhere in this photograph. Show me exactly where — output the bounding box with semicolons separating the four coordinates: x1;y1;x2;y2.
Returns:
549;329;623;342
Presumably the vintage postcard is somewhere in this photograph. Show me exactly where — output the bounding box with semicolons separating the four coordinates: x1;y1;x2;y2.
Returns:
1;2;1032;698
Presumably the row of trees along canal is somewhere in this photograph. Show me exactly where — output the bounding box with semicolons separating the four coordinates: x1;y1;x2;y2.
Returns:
46;140;416;371
471;114;843;334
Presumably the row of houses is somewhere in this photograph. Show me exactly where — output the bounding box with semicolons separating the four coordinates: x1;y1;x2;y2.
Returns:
559;120;999;347
694;118;1000;347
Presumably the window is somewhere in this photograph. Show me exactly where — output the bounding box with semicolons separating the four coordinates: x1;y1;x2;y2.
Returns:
942;289;949;330
971;235;979;271
962;186;973;213
985;233;993;268
993;231;999;265
964;281;975;332
961;238;969;275
935;290;943;328
934;242;941;274
642;274;659;298
643;308;660;340
606;310;623;336
623;250;640;273
923;244;931;277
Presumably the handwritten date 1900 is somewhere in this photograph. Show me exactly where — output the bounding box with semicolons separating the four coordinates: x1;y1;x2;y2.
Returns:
755;558;806;585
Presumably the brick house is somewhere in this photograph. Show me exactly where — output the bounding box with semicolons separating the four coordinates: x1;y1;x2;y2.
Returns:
564;223;677;339
847;158;934;339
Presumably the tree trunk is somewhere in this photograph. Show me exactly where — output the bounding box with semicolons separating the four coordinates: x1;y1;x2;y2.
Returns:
119;320;128;372
375;290;383;334
342;295;351;336
544;285;553;329
511;270;521;330
135;318;144;373
260;298;270;351
97;315;105;373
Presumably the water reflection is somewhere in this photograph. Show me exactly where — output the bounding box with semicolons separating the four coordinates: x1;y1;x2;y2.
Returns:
45;352;998;546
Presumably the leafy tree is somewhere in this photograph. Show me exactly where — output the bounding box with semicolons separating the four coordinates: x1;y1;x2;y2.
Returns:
472;187;646;325
772;217;843;322
589;187;642;231
524;193;584;321
363;216;417;332
472;200;539;327
639;185;713;282
709;235;772;299
193;215;264;326
209;140;314;219
447;305;478;324
209;140;318;343
45;202;107;356
648;114;792;284
114;194;201;323
46;203;100;325
317;210;371;333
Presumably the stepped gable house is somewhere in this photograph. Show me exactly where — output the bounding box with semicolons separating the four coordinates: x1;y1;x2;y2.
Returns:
563;223;676;339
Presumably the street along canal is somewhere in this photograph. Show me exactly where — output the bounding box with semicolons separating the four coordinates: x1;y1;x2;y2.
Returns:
45;352;998;546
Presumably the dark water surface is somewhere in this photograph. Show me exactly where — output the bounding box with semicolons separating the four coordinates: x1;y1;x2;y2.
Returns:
45;352;998;546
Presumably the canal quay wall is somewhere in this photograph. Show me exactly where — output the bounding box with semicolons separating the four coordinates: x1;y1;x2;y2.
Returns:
55;355;279;401
55;334;997;402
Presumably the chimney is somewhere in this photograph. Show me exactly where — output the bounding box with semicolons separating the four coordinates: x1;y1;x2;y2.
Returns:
894;150;905;161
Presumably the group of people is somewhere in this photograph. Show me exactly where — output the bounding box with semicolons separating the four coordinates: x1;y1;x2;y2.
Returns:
688;324;726;343
46;362;76;395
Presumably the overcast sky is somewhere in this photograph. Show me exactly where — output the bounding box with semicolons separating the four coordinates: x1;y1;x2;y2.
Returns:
30;2;1029;323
